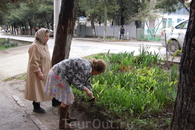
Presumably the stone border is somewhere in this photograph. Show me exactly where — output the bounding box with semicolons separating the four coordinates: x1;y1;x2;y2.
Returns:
12;95;48;130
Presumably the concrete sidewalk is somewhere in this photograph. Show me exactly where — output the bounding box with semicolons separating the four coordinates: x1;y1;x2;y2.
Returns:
0;80;41;130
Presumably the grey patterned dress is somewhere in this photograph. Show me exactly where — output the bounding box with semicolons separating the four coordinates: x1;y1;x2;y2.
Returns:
45;58;92;104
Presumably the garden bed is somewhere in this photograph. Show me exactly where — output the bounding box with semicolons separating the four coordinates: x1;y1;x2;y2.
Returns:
0;38;31;50
73;46;179;129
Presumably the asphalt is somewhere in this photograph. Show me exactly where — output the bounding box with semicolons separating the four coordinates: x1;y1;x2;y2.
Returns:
0;35;181;80
0;34;181;130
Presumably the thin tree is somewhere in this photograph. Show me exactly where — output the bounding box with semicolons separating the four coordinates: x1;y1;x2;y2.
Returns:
171;0;195;129
78;0;101;37
78;0;119;37
52;0;78;66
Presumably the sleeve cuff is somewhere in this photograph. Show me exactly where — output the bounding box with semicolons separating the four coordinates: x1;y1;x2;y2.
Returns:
33;68;41;73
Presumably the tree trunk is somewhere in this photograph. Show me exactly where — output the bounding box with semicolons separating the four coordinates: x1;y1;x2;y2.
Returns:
28;20;32;35
90;14;96;37
171;1;195;129
46;20;50;29
51;0;78;66
103;5;107;39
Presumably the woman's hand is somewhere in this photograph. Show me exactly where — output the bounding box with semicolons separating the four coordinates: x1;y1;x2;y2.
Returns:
37;71;44;80
84;87;94;99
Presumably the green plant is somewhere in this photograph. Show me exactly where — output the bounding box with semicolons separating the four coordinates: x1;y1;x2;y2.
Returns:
0;46;7;50
73;45;178;129
0;38;6;46
0;38;19;50
3;74;26;81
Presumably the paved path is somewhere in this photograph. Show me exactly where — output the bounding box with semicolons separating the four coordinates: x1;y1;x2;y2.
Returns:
0;80;41;130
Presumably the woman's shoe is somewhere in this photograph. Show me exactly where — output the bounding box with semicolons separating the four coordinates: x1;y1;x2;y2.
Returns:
52;98;61;107
32;101;45;113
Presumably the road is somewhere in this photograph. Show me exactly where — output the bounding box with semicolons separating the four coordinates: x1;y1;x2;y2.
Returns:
0;33;165;80
0;33;165;55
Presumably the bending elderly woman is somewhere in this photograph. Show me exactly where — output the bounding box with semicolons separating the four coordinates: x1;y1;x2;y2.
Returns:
45;58;107;129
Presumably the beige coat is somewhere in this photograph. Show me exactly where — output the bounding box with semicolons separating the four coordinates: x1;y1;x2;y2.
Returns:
25;40;52;102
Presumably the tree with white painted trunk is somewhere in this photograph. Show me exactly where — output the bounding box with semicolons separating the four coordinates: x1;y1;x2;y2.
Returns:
52;0;78;66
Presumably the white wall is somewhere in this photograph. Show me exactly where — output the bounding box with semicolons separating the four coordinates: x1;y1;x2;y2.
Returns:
76;22;136;39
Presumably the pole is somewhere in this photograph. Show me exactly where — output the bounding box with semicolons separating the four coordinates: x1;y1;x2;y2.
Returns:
165;33;170;69
54;0;61;40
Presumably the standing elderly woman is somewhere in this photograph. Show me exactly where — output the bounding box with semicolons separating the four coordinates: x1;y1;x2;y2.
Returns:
45;58;107;129
24;28;57;113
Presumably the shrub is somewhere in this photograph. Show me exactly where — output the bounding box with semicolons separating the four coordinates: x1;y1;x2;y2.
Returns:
0;38;18;49
0;38;6;46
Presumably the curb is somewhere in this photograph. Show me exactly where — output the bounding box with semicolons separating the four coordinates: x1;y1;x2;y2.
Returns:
29;115;48;130
74;38;103;42
12;95;48;130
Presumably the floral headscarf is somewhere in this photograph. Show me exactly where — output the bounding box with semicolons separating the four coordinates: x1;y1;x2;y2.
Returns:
35;28;49;44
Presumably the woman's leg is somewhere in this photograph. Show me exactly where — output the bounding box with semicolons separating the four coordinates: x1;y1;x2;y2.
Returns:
59;103;73;129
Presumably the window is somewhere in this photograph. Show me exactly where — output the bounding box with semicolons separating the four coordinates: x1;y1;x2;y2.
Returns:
175;20;188;29
162;18;167;28
177;18;182;23
168;18;173;27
